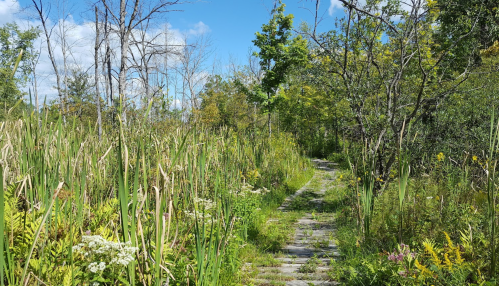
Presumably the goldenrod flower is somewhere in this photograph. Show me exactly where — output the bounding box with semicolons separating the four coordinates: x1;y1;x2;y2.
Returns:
423;240;442;267
436;152;445;162
444;253;453;270
455;248;464;265
415;259;432;276
444;231;454;250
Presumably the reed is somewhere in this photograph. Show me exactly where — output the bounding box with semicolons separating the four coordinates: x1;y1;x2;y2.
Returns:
486;112;499;279
0;101;310;285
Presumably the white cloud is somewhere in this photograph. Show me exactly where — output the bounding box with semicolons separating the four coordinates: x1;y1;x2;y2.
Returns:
0;0;212;105
188;21;210;36
328;0;344;16
0;0;20;25
328;0;412;16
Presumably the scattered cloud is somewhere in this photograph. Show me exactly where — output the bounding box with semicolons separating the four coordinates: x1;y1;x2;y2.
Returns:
188;21;210;36
328;0;344;16
0;0;212;105
328;0;412;17
0;0;20;25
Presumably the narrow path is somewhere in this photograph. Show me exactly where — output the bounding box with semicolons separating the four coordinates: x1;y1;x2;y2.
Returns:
246;159;340;286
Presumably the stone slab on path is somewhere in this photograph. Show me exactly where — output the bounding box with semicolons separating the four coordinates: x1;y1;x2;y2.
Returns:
245;159;340;286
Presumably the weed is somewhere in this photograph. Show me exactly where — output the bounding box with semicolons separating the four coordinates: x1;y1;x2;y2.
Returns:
298;256;323;273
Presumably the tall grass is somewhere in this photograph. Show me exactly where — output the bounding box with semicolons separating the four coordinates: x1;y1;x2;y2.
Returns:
0;102;310;285
486;113;499;279
398;122;410;243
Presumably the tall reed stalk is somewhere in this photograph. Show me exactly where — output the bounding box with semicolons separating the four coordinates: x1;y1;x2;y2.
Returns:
486;112;499;279
398;121;410;243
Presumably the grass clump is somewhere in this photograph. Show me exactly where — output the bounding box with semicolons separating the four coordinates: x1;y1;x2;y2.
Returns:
0;111;313;286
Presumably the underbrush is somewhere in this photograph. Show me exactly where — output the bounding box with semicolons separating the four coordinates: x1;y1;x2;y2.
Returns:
327;155;498;285
0;113;313;286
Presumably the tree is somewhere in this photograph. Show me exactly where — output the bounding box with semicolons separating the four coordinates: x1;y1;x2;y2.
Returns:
99;0;183;123
95;6;102;140
31;0;65;117
0;23;39;117
304;0;490;192
252;0;308;135
435;0;499;71
66;69;97;123
197;75;251;129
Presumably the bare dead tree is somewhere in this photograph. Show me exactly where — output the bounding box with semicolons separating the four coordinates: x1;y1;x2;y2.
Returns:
95;6;102;140
30;38;42;115
56;0;71;118
129;16;161;103
31;0;64;117
103;9;115;110
176;34;212;112
99;0;184;123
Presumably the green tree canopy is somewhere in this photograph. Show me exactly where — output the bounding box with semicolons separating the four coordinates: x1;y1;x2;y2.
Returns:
251;0;308;134
0;22;40;118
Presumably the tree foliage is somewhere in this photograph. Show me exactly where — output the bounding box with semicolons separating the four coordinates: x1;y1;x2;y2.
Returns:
251;0;308;134
0;22;39;118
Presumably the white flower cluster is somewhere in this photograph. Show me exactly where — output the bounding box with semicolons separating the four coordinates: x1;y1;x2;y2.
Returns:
230;183;271;197
193;197;214;210
184;210;212;220
88;262;106;273
73;235;138;268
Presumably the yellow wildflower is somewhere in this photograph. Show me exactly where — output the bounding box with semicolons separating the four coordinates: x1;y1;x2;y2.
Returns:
444;231;454;250
415;259;433;276
472;155;478;161
436;152;445;162
444;253;453;270
423;240;442;267
455;248;464;265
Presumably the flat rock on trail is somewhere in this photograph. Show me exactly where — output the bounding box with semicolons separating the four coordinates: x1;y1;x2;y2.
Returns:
245;159;340;286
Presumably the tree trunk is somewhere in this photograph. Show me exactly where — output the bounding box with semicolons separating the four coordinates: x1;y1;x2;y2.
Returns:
268;92;271;137
32;0;64;119
95;6;102;141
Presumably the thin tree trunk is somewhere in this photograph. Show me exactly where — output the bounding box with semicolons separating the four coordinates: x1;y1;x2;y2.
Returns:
95;6;102;141
60;1;68;119
267;92;271;137
32;0;64;119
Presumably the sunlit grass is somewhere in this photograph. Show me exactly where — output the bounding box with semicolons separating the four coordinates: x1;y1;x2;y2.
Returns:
0;109;312;285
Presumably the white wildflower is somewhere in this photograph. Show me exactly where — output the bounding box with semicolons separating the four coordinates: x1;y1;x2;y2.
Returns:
74;235;138;270
193;197;214;210
88;262;99;273
250;189;261;195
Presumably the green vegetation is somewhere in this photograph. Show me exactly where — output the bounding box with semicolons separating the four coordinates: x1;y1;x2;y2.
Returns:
1;0;499;285
0;107;313;285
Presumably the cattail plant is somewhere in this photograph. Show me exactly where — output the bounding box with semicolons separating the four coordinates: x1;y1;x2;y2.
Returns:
486;112;499;279
398;121;411;243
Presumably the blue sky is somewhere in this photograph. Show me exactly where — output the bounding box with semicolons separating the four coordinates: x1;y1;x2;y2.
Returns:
163;0;343;63
11;0;345;64
0;0;347;102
